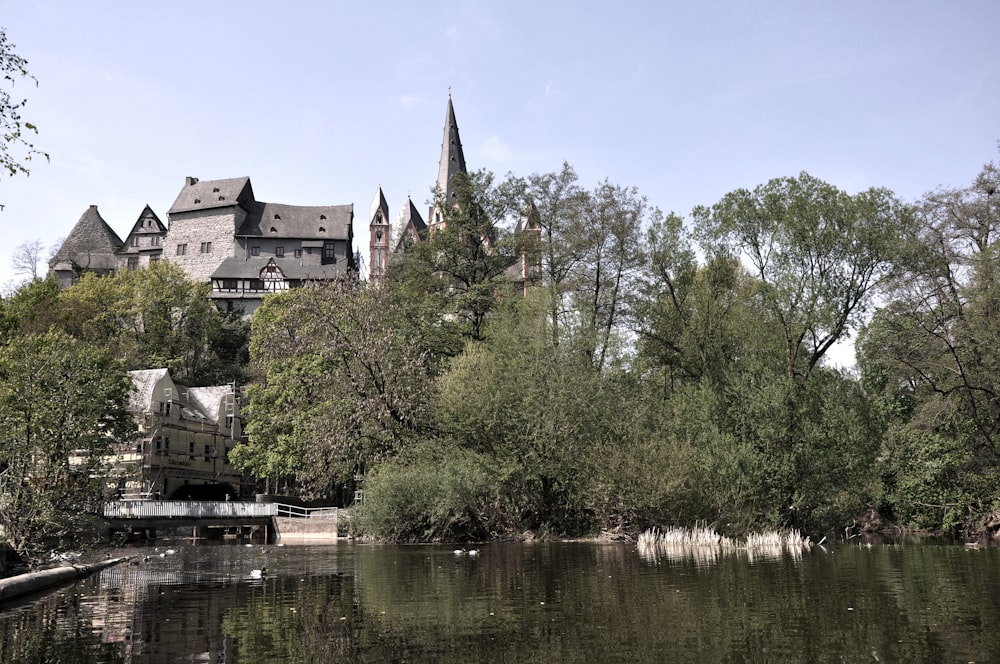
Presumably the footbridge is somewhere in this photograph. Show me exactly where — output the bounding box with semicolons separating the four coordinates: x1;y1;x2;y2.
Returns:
101;501;342;542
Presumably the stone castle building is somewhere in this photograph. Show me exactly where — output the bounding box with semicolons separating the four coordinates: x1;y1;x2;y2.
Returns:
48;96;536;307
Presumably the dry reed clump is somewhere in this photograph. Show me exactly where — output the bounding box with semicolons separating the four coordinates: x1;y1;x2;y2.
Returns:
637;525;811;564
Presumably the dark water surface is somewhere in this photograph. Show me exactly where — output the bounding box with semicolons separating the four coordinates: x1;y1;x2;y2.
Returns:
1;540;999;662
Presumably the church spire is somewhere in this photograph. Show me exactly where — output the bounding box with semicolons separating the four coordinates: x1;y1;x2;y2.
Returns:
435;93;467;209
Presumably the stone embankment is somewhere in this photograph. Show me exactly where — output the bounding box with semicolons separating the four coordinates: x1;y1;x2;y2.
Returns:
0;557;129;605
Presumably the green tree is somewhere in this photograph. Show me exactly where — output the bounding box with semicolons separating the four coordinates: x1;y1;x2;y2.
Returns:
517;163;590;347
695;172;915;383
0;330;136;564
233;279;433;497
1;27;47;189
572;180;649;371
0;262;246;385
438;293;622;534
390;169;523;343
858;156;1000;532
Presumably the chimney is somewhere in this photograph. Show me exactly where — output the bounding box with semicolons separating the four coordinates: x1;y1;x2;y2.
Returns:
185;176;199;186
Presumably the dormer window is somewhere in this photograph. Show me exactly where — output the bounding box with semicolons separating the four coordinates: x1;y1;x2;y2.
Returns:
213;187;220;192
274;214;281;220
270;226;277;233
194;198;201;204
319;226;326;233
218;196;225;201
320;214;327;220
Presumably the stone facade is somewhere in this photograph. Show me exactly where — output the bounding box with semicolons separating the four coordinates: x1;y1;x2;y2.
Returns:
164;208;245;282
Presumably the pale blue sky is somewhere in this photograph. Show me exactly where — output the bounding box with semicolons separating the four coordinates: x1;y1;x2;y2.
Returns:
1;1;998;292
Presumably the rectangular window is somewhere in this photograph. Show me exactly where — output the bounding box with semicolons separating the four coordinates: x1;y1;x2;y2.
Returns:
322;242;336;264
251;246;260;257
225;415;234;430
155;438;163;456
131;236;140;247
204;445;212;461
294;248;302;258
176;243;187;256
222;278;238;290
151;236;161;246
201;241;212;254
127;256;139;271
249;279;265;291
224;447;231;465
150;255;160;262
160;401;172;416
275;246;285;257
189;441;195;461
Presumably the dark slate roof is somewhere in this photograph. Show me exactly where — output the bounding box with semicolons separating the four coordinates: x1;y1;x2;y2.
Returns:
167;176;255;215
369;187;389;223
211;256;347;281
49;205;125;270
436;95;467;202
237;201;353;240
392;197;427;252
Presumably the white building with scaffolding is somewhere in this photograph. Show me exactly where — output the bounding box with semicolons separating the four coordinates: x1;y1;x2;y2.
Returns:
115;369;250;500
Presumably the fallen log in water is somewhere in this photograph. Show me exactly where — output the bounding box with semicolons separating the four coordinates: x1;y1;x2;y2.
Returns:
0;557;130;606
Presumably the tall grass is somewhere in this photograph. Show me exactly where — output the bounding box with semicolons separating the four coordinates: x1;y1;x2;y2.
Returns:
637;525;811;564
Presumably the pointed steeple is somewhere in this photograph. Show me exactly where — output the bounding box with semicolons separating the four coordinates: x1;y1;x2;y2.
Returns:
393;196;427;252
368;187;391;283
435;94;467;207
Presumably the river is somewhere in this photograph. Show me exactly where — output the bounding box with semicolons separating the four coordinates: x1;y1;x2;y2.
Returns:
1;539;998;662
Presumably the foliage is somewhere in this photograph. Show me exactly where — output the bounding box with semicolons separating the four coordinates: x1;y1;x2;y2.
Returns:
389;169;525;343
0;27;47;188
0;330;136;564
694;172;915;383
360;443;493;542
438;293;616;535
858;156;1000;533
233;279;434;497
1;262;249;386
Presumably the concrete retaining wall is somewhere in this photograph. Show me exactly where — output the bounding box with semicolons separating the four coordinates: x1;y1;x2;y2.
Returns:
273;517;339;542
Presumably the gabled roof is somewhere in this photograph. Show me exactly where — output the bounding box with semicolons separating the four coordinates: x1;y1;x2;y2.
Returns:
369;187;389;224
392;197;427;252
130;205;166;234
184;386;231;425
237;201;353;240
436;95;467;204
128;368;233;426
119;205;167;255
168;176;255;215
49;205;125;271
128;368;171;413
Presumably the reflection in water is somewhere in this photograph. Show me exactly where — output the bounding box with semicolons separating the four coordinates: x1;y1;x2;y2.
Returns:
636;526;812;565
0;541;999;662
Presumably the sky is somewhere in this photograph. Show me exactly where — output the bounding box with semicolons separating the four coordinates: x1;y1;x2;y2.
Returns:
1;1;998;297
